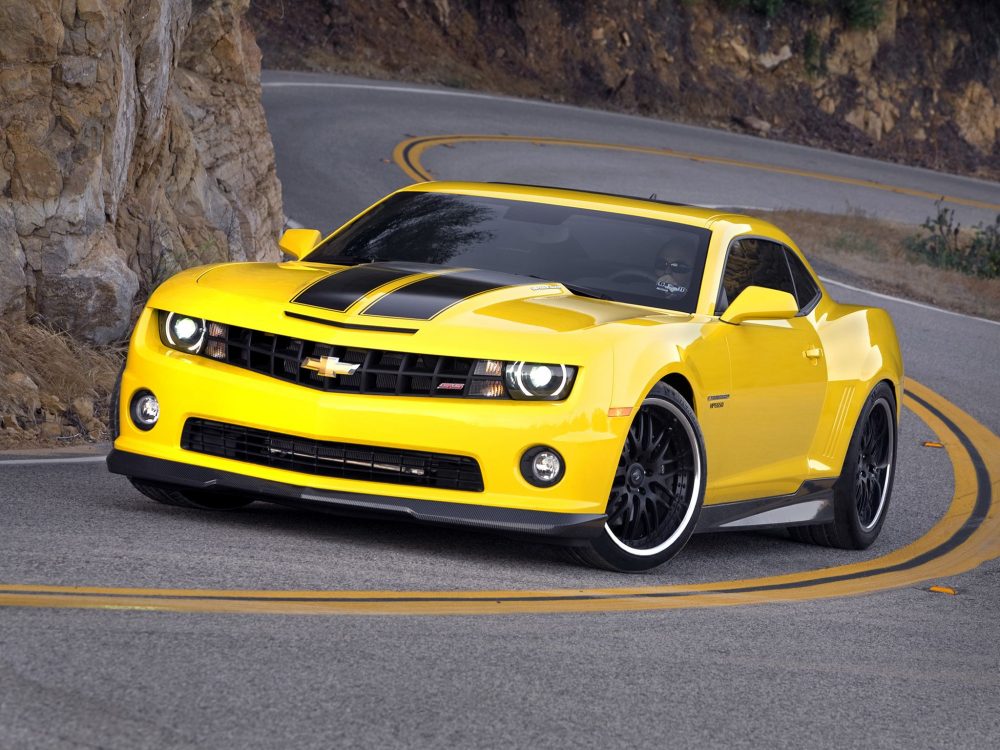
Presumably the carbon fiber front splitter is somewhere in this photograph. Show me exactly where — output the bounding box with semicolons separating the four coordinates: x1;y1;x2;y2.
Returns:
106;449;607;541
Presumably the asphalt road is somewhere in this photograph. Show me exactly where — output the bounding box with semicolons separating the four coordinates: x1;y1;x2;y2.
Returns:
1;71;998;749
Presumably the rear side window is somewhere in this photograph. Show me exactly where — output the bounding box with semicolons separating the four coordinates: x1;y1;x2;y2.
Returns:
785;249;821;313
717;238;795;313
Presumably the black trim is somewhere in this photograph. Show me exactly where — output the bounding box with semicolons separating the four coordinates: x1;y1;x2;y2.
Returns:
284;311;418;335
107;449;606;540
182;418;485;492
695;479;836;533
361;269;526;320
292;265;416;312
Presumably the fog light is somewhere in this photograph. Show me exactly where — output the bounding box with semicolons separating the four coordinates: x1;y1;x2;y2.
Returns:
130;390;159;431
520;446;564;487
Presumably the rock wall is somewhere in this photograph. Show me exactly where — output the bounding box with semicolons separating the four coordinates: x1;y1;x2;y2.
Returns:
251;0;1000;181
0;0;284;344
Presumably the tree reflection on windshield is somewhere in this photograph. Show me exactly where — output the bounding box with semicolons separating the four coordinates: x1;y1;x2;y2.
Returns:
306;190;712;314
314;193;495;266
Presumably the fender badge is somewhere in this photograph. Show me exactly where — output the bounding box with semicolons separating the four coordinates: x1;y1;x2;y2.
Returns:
302;355;360;378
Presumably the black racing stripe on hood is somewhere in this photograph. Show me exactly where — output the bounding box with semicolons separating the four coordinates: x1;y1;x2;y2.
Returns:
360;269;528;320
292;265;416;312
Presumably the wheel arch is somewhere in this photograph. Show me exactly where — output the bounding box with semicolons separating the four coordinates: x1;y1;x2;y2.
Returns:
659;372;696;415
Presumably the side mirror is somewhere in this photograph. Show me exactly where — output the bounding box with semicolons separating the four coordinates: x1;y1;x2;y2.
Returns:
278;228;322;261
720;286;799;324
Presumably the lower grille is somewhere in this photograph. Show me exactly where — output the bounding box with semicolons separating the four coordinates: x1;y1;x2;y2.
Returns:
181;419;484;492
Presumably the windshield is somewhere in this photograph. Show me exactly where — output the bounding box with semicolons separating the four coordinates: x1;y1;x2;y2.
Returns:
307;192;712;314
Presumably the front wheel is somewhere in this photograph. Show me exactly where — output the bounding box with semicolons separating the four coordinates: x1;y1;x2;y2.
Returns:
567;383;706;572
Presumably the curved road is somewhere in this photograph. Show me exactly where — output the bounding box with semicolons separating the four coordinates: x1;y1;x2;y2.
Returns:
1;71;998;748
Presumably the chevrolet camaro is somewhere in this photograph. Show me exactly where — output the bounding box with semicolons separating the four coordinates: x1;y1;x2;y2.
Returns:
107;182;903;571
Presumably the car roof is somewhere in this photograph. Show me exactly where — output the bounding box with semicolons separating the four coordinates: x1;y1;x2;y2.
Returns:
398;181;783;238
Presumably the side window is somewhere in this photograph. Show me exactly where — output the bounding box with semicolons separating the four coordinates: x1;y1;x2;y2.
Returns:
717;238;795;314
785;248;821;313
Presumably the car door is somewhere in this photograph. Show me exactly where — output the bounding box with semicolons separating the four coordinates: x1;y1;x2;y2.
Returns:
710;238;828;503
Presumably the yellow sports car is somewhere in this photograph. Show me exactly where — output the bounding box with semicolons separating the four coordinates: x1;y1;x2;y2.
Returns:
107;182;903;571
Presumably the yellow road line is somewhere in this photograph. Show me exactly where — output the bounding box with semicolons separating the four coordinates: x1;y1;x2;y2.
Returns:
0;379;996;615
392;135;1000;212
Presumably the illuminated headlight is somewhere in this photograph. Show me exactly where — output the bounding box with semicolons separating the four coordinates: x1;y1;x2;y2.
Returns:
504;362;576;400
159;312;206;353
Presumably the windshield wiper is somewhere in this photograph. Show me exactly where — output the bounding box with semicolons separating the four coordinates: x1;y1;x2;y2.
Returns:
526;275;613;301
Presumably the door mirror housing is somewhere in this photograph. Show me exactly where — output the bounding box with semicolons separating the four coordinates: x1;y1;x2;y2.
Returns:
278;228;322;261
720;286;799;324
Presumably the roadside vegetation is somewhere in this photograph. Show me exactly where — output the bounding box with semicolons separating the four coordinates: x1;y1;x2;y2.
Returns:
904;202;1000;279
762;208;1000;320
721;0;884;29
0;323;122;449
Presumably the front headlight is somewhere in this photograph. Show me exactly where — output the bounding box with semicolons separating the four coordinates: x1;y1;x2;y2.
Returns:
504;362;576;400
159;312;207;353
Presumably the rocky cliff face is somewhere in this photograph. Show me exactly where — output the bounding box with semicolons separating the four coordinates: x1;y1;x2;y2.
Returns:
1;0;284;344
251;0;999;181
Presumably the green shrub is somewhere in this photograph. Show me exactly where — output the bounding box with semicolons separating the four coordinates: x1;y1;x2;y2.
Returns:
718;0;883;28
906;200;1000;279
841;0;883;29
803;30;826;74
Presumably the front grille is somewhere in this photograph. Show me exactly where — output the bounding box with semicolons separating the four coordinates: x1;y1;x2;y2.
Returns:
200;321;508;398
182;419;485;492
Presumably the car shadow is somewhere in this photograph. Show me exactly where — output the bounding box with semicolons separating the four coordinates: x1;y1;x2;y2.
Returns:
119;484;859;587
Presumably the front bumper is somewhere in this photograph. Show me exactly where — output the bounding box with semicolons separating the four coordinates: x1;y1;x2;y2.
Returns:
108;449;607;539
112;307;626;526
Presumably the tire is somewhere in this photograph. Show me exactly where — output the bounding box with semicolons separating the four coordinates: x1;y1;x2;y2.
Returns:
566;382;706;572
789;381;897;549
129;479;255;511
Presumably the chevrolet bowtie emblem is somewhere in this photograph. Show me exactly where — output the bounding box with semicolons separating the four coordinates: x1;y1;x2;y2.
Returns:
301;355;360;378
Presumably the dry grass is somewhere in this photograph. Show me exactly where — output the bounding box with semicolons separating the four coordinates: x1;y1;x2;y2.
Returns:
754;209;1000;321
0;322;124;449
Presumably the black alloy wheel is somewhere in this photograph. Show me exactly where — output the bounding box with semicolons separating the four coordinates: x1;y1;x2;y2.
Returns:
855;396;894;530
565;382;706;572
789;381;897;549
606;400;697;550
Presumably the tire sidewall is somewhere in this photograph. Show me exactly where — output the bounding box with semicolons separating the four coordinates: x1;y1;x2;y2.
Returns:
835;382;898;548
590;383;707;572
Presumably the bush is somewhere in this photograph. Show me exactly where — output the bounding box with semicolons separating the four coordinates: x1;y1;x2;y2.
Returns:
719;0;883;28
840;0;883;29
906;201;1000;279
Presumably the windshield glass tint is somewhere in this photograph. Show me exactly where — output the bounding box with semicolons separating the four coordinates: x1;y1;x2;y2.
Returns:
308;192;712;313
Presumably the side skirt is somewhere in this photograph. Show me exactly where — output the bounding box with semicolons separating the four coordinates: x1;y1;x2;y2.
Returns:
694;479;837;533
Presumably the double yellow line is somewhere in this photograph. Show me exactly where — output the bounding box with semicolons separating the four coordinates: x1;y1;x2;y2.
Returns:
392;134;1000;212
1;380;996;615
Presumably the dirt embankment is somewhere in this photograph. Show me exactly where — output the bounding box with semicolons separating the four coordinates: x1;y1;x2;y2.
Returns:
249;0;1000;181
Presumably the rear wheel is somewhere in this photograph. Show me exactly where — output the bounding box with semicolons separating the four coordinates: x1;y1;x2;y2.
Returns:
789;381;897;549
129;479;255;511
567;383;706;572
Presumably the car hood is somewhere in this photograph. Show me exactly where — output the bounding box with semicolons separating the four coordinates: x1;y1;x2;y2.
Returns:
190;261;684;334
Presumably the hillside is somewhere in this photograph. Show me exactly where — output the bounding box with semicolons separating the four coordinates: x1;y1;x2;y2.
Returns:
249;0;1000;181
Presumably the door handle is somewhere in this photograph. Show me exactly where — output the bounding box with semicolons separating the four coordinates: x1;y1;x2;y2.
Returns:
804;347;823;359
